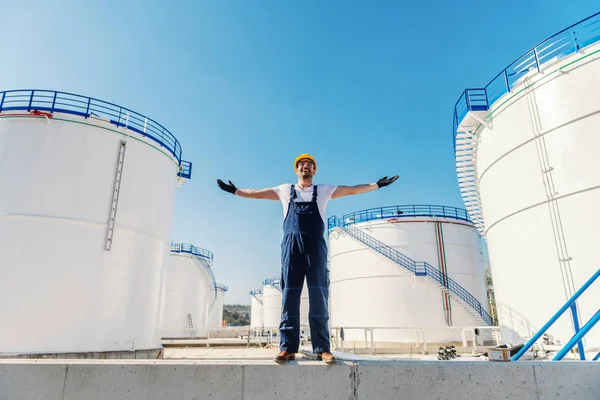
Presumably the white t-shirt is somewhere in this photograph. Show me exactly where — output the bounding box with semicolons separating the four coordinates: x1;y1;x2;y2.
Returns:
272;183;338;222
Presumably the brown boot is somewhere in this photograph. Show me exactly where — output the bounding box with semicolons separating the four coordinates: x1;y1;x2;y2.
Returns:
317;352;336;364
274;350;296;364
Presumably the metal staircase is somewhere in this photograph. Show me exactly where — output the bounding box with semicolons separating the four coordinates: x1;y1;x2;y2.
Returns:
334;225;493;325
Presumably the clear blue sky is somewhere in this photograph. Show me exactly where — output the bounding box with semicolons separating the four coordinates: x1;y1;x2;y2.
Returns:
2;1;597;304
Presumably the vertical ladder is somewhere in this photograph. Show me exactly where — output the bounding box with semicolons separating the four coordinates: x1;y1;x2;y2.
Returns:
105;140;126;250
187;313;196;338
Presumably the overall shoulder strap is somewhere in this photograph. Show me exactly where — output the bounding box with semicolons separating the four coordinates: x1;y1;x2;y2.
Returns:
290;184;296;199
312;184;318;202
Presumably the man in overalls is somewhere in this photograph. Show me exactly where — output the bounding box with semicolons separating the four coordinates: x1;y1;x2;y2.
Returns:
217;154;398;363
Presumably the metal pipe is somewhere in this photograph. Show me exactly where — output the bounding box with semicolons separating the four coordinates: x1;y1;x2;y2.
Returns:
370;328;374;355
570;303;586;360
533;48;541;72
553;310;600;361
512;269;600;361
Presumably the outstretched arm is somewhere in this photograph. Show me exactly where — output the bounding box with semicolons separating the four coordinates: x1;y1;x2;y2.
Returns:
217;179;279;200
332;175;398;199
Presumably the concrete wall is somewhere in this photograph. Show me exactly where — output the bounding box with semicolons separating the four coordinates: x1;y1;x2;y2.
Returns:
1;359;599;399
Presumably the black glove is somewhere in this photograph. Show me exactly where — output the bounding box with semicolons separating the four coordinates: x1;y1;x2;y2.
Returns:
376;175;398;188
217;179;237;194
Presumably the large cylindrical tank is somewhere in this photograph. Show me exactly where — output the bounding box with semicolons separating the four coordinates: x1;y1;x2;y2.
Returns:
250;290;264;328
328;205;489;344
160;243;215;339
262;278;282;329
453;14;600;346
259;277;309;332
0;90;191;357
207;284;227;329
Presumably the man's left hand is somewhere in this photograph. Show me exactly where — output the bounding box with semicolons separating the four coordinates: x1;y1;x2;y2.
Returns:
377;175;399;188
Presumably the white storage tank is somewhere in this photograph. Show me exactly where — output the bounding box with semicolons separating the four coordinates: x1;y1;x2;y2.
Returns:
160;243;216;339
453;12;600;346
250;289;264;328
262;277;282;329
260;276;310;332
208;284;227;329
328;205;491;345
0;89;191;358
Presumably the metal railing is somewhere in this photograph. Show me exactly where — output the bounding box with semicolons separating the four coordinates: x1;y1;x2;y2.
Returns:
215;283;228;291
170;242;214;261
512;268;600;361
249;289;263;296
331;325;501;355
327;205;472;231
335;225;493;325
0;89;191;177
179;161;192;180
453;11;600;144
263;277;281;286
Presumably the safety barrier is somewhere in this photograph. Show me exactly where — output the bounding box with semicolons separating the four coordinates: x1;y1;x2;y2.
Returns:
170;242;213;261
331;325;501;355
263;277;280;286
332;224;493;325
179;161;192;180
512;268;600;361
327;205;472;231
215;283;228;291
0;89;191;178
452;11;600;145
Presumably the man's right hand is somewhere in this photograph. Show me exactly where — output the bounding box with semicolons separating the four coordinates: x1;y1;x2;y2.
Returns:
217;179;237;195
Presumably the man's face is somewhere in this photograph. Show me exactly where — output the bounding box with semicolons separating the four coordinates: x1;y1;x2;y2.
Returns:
296;159;316;178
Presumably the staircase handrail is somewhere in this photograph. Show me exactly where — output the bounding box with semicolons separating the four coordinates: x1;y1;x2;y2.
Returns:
337;225;493;325
512;268;600;361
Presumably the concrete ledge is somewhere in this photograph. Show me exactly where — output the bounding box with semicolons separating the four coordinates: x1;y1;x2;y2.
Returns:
0;348;162;359
0;359;598;400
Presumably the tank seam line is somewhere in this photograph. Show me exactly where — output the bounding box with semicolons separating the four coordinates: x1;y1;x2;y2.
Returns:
484;184;600;235
0;213;171;243
477;108;600;185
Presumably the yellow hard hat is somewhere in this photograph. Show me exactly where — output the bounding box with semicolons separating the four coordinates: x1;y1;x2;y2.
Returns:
294;153;317;170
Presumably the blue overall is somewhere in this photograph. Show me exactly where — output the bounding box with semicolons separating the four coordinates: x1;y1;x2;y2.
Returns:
279;184;330;354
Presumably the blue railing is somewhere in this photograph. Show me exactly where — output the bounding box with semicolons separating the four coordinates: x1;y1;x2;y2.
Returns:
170;242;214;261
328;205;472;231
453;11;600;144
263;277;281;286
512;269;600;361
215;283;228;291
0;89;192;178
179;160;192;180
337;225;493;325
249;289;263;296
